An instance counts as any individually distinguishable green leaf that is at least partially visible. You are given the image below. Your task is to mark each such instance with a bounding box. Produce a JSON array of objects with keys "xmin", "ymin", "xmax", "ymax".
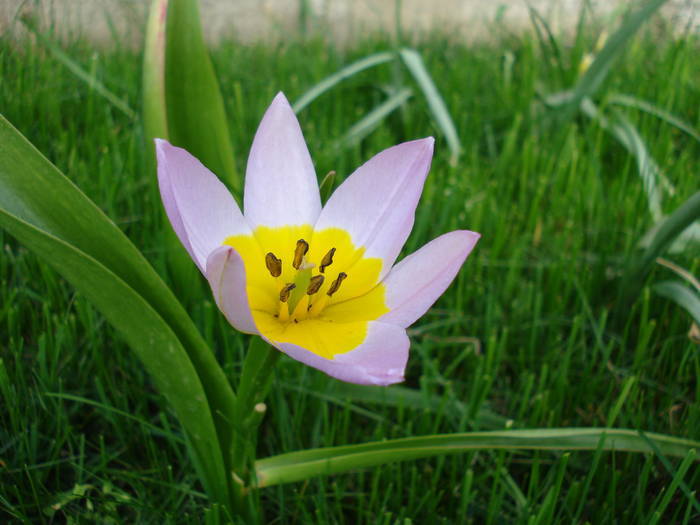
[
  {"xmin": 399, "ymin": 48, "xmax": 462, "ymax": 165},
  {"xmin": 0, "ymin": 209, "xmax": 231, "ymax": 507},
  {"xmin": 562, "ymin": 0, "xmax": 668, "ymax": 119},
  {"xmin": 0, "ymin": 115, "xmax": 239, "ymax": 508},
  {"xmin": 255, "ymin": 428, "xmax": 700, "ymax": 487},
  {"xmin": 143, "ymin": 0, "xmax": 205, "ymax": 305},
  {"xmin": 143, "ymin": 0, "xmax": 170, "ymax": 146},
  {"xmin": 653, "ymin": 281, "xmax": 700, "ymax": 326},
  {"xmin": 164, "ymin": 0, "xmax": 240, "ymax": 194},
  {"xmin": 293, "ymin": 51, "xmax": 396, "ymax": 113},
  {"xmin": 337, "ymin": 87, "xmax": 413, "ymax": 149}
]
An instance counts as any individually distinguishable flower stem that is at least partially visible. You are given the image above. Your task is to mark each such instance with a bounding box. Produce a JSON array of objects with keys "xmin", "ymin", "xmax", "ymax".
[{"xmin": 230, "ymin": 337, "xmax": 280, "ymax": 486}]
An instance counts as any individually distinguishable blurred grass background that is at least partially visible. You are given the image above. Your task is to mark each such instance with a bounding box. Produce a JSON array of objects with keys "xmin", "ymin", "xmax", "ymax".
[{"xmin": 1, "ymin": 3, "xmax": 699, "ymax": 523}]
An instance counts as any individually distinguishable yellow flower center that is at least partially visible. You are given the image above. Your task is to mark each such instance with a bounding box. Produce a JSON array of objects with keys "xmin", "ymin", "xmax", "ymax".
[{"xmin": 224, "ymin": 225, "xmax": 389, "ymax": 358}]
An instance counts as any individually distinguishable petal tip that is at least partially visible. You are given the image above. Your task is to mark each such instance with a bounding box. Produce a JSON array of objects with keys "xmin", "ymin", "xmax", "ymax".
[{"xmin": 270, "ymin": 91, "xmax": 292, "ymax": 109}]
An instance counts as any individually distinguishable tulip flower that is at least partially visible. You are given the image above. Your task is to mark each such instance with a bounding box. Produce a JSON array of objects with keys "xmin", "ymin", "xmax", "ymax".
[{"xmin": 156, "ymin": 93, "xmax": 479, "ymax": 385}]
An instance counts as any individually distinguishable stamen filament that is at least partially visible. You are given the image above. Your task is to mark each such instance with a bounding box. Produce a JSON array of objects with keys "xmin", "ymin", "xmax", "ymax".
[
  {"xmin": 291, "ymin": 295, "xmax": 309, "ymax": 321},
  {"xmin": 278, "ymin": 301, "xmax": 289, "ymax": 322}
]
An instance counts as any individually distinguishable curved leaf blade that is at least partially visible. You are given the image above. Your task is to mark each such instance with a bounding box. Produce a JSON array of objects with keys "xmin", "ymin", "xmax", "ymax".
[
  {"xmin": 165, "ymin": 0, "xmax": 240, "ymax": 193},
  {"xmin": 399, "ymin": 47, "xmax": 461, "ymax": 165},
  {"xmin": 0, "ymin": 115, "xmax": 237, "ymax": 491},
  {"xmin": 292, "ymin": 51, "xmax": 396, "ymax": 113},
  {"xmin": 653, "ymin": 281, "xmax": 700, "ymax": 325},
  {"xmin": 0, "ymin": 209, "xmax": 231, "ymax": 507},
  {"xmin": 256, "ymin": 428, "xmax": 700, "ymax": 487}
]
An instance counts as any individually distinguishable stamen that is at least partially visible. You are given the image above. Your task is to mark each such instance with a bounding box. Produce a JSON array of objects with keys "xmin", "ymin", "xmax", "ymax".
[
  {"xmin": 291, "ymin": 295, "xmax": 309, "ymax": 321},
  {"xmin": 319, "ymin": 247, "xmax": 336, "ymax": 273},
  {"xmin": 327, "ymin": 272, "xmax": 347, "ymax": 297},
  {"xmin": 306, "ymin": 275, "xmax": 325, "ymax": 295},
  {"xmin": 278, "ymin": 301, "xmax": 289, "ymax": 322},
  {"xmin": 279, "ymin": 283, "xmax": 296, "ymax": 302},
  {"xmin": 265, "ymin": 252, "xmax": 282, "ymax": 277},
  {"xmin": 292, "ymin": 239, "xmax": 309, "ymax": 270}
]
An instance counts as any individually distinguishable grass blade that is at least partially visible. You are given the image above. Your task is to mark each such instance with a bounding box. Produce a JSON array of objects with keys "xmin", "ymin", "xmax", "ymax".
[
  {"xmin": 622, "ymin": 191, "xmax": 700, "ymax": 299},
  {"xmin": 324, "ymin": 382, "xmax": 511, "ymax": 429},
  {"xmin": 609, "ymin": 93, "xmax": 700, "ymax": 143},
  {"xmin": 337, "ymin": 87, "xmax": 412, "ymax": 149},
  {"xmin": 653, "ymin": 281, "xmax": 700, "ymax": 325},
  {"xmin": 292, "ymin": 52, "xmax": 396, "ymax": 112},
  {"xmin": 399, "ymin": 47, "xmax": 462, "ymax": 164},
  {"xmin": 562, "ymin": 0, "xmax": 668, "ymax": 118},
  {"xmin": 580, "ymin": 99, "xmax": 666, "ymax": 220},
  {"xmin": 19, "ymin": 14, "xmax": 136, "ymax": 120},
  {"xmin": 638, "ymin": 430, "xmax": 700, "ymax": 516},
  {"xmin": 256, "ymin": 428, "xmax": 700, "ymax": 487}
]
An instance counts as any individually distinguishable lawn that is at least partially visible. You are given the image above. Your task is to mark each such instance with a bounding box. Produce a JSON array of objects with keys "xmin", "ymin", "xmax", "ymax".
[{"xmin": 1, "ymin": 5, "xmax": 699, "ymax": 523}]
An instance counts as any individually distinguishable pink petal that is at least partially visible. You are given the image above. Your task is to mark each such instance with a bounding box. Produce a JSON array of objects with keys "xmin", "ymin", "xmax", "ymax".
[
  {"xmin": 156, "ymin": 139, "xmax": 251, "ymax": 272},
  {"xmin": 380, "ymin": 230, "xmax": 480, "ymax": 328},
  {"xmin": 244, "ymin": 92, "xmax": 321, "ymax": 229},
  {"xmin": 313, "ymin": 138, "xmax": 434, "ymax": 279},
  {"xmin": 272, "ymin": 322, "xmax": 409, "ymax": 385},
  {"xmin": 205, "ymin": 246, "xmax": 259, "ymax": 334}
]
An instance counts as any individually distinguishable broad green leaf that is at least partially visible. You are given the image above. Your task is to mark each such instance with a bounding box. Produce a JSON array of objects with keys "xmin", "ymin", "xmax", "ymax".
[
  {"xmin": 337, "ymin": 87, "xmax": 412, "ymax": 149},
  {"xmin": 255, "ymin": 428, "xmax": 700, "ymax": 487},
  {"xmin": 165, "ymin": 0, "xmax": 240, "ymax": 194},
  {"xmin": 0, "ymin": 209, "xmax": 231, "ymax": 508},
  {"xmin": 19, "ymin": 13, "xmax": 136, "ymax": 120},
  {"xmin": 653, "ymin": 281, "xmax": 700, "ymax": 325},
  {"xmin": 562, "ymin": 0, "xmax": 668, "ymax": 119},
  {"xmin": 0, "ymin": 115, "xmax": 238, "ymax": 500},
  {"xmin": 143, "ymin": 0, "xmax": 205, "ymax": 305},
  {"xmin": 399, "ymin": 48, "xmax": 462, "ymax": 165},
  {"xmin": 293, "ymin": 51, "xmax": 396, "ymax": 113}
]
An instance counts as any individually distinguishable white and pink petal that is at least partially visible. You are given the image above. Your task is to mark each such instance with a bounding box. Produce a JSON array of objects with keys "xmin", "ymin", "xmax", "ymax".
[
  {"xmin": 313, "ymin": 138, "xmax": 434, "ymax": 279},
  {"xmin": 244, "ymin": 93, "xmax": 321, "ymax": 229},
  {"xmin": 205, "ymin": 246, "xmax": 259, "ymax": 335},
  {"xmin": 380, "ymin": 230, "xmax": 480, "ymax": 328},
  {"xmin": 272, "ymin": 321, "xmax": 409, "ymax": 385},
  {"xmin": 156, "ymin": 139, "xmax": 251, "ymax": 272}
]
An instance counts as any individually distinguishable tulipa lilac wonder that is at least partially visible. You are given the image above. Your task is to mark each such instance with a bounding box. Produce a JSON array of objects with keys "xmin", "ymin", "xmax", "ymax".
[{"xmin": 156, "ymin": 92, "xmax": 479, "ymax": 385}]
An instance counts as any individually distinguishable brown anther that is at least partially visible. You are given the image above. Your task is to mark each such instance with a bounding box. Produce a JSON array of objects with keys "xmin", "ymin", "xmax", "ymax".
[
  {"xmin": 319, "ymin": 247, "xmax": 336, "ymax": 273},
  {"xmin": 326, "ymin": 272, "xmax": 347, "ymax": 296},
  {"xmin": 306, "ymin": 275, "xmax": 325, "ymax": 295},
  {"xmin": 265, "ymin": 252, "xmax": 282, "ymax": 277},
  {"xmin": 292, "ymin": 239, "xmax": 309, "ymax": 270},
  {"xmin": 279, "ymin": 283, "xmax": 296, "ymax": 302}
]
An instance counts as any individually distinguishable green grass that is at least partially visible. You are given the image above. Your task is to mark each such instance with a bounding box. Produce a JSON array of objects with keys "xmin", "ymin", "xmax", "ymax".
[{"xmin": 1, "ymin": 15, "xmax": 699, "ymax": 524}]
